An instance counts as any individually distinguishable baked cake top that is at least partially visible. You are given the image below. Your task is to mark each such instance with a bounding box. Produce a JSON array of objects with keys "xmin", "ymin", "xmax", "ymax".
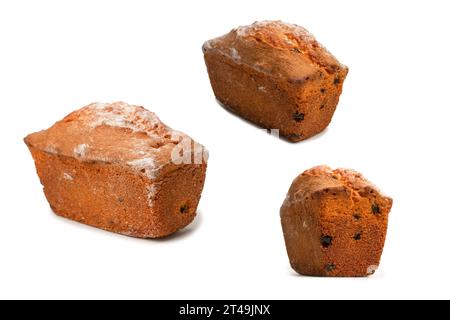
[
  {"xmin": 283, "ymin": 165, "xmax": 393, "ymax": 208},
  {"xmin": 203, "ymin": 20, "xmax": 347, "ymax": 82},
  {"xmin": 24, "ymin": 102, "xmax": 202, "ymax": 180}
]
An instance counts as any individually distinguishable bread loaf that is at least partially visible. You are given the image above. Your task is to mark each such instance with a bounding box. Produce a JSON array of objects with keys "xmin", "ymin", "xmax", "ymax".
[
  {"xmin": 203, "ymin": 21, "xmax": 348, "ymax": 142},
  {"xmin": 25, "ymin": 102, "xmax": 208, "ymax": 238},
  {"xmin": 280, "ymin": 166, "xmax": 392, "ymax": 276}
]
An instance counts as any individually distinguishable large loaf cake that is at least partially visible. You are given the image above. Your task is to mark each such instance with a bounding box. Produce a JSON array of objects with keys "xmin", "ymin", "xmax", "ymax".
[
  {"xmin": 203, "ymin": 21, "xmax": 348, "ymax": 142},
  {"xmin": 280, "ymin": 166, "xmax": 392, "ymax": 277},
  {"xmin": 24, "ymin": 102, "xmax": 208, "ymax": 238}
]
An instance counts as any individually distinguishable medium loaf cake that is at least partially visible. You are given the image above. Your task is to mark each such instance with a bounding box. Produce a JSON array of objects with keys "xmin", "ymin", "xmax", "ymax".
[
  {"xmin": 280, "ymin": 166, "xmax": 392, "ymax": 277},
  {"xmin": 203, "ymin": 21, "xmax": 348, "ymax": 142},
  {"xmin": 25, "ymin": 102, "xmax": 208, "ymax": 238}
]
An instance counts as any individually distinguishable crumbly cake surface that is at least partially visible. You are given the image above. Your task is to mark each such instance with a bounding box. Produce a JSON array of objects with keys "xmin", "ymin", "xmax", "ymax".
[{"xmin": 281, "ymin": 166, "xmax": 392, "ymax": 276}]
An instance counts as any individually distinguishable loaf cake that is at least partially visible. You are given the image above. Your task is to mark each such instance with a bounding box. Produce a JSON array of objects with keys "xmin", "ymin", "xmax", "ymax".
[
  {"xmin": 24, "ymin": 102, "xmax": 208, "ymax": 238},
  {"xmin": 203, "ymin": 21, "xmax": 348, "ymax": 142},
  {"xmin": 280, "ymin": 166, "xmax": 393, "ymax": 277}
]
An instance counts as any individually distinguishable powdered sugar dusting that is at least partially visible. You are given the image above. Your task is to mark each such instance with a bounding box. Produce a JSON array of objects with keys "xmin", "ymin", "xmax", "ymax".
[
  {"xmin": 235, "ymin": 20, "xmax": 277, "ymax": 37},
  {"xmin": 45, "ymin": 102, "xmax": 204, "ymax": 182},
  {"xmin": 234, "ymin": 21, "xmax": 341, "ymax": 74},
  {"xmin": 127, "ymin": 157, "xmax": 158, "ymax": 179},
  {"xmin": 74, "ymin": 144, "xmax": 89, "ymax": 157},
  {"xmin": 146, "ymin": 184, "xmax": 158, "ymax": 207},
  {"xmin": 71, "ymin": 102, "xmax": 175, "ymax": 145},
  {"xmin": 230, "ymin": 48, "xmax": 241, "ymax": 61},
  {"xmin": 283, "ymin": 35, "xmax": 295, "ymax": 45},
  {"xmin": 66, "ymin": 102, "xmax": 180, "ymax": 157},
  {"xmin": 63, "ymin": 173, "xmax": 74, "ymax": 181},
  {"xmin": 281, "ymin": 22, "xmax": 316, "ymax": 42},
  {"xmin": 202, "ymin": 40, "xmax": 214, "ymax": 52},
  {"xmin": 44, "ymin": 145, "xmax": 58, "ymax": 154},
  {"xmin": 87, "ymin": 102, "xmax": 162, "ymax": 134},
  {"xmin": 235, "ymin": 20, "xmax": 315, "ymax": 42}
]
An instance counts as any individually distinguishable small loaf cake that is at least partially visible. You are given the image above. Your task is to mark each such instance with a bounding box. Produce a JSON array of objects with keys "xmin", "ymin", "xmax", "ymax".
[
  {"xmin": 203, "ymin": 21, "xmax": 348, "ymax": 142},
  {"xmin": 25, "ymin": 102, "xmax": 208, "ymax": 238},
  {"xmin": 280, "ymin": 166, "xmax": 393, "ymax": 277}
]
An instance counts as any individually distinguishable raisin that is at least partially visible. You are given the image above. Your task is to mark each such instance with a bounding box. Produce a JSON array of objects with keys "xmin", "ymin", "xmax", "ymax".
[
  {"xmin": 293, "ymin": 111, "xmax": 305, "ymax": 122},
  {"xmin": 180, "ymin": 204, "xmax": 189, "ymax": 214},
  {"xmin": 326, "ymin": 263, "xmax": 336, "ymax": 272},
  {"xmin": 320, "ymin": 88, "xmax": 326, "ymax": 93},
  {"xmin": 320, "ymin": 104, "xmax": 325, "ymax": 109},
  {"xmin": 372, "ymin": 204, "xmax": 381, "ymax": 215},
  {"xmin": 353, "ymin": 213, "xmax": 361, "ymax": 220},
  {"xmin": 320, "ymin": 236, "xmax": 333, "ymax": 248},
  {"xmin": 353, "ymin": 233, "xmax": 362, "ymax": 240},
  {"xmin": 334, "ymin": 77, "xmax": 340, "ymax": 85}
]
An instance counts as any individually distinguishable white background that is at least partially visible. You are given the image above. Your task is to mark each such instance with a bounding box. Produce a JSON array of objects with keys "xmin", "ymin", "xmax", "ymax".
[{"xmin": 1, "ymin": 0, "xmax": 449, "ymax": 300}]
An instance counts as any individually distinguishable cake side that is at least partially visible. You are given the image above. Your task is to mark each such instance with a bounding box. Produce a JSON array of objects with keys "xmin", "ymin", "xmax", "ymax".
[
  {"xmin": 27, "ymin": 146, "xmax": 206, "ymax": 238},
  {"xmin": 281, "ymin": 167, "xmax": 346, "ymax": 275}
]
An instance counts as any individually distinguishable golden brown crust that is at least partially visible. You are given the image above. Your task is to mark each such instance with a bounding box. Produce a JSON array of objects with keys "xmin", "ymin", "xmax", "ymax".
[
  {"xmin": 204, "ymin": 21, "xmax": 345, "ymax": 80},
  {"xmin": 25, "ymin": 102, "xmax": 208, "ymax": 238},
  {"xmin": 281, "ymin": 166, "xmax": 393, "ymax": 277},
  {"xmin": 24, "ymin": 102, "xmax": 184, "ymax": 175},
  {"xmin": 203, "ymin": 21, "xmax": 348, "ymax": 142}
]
